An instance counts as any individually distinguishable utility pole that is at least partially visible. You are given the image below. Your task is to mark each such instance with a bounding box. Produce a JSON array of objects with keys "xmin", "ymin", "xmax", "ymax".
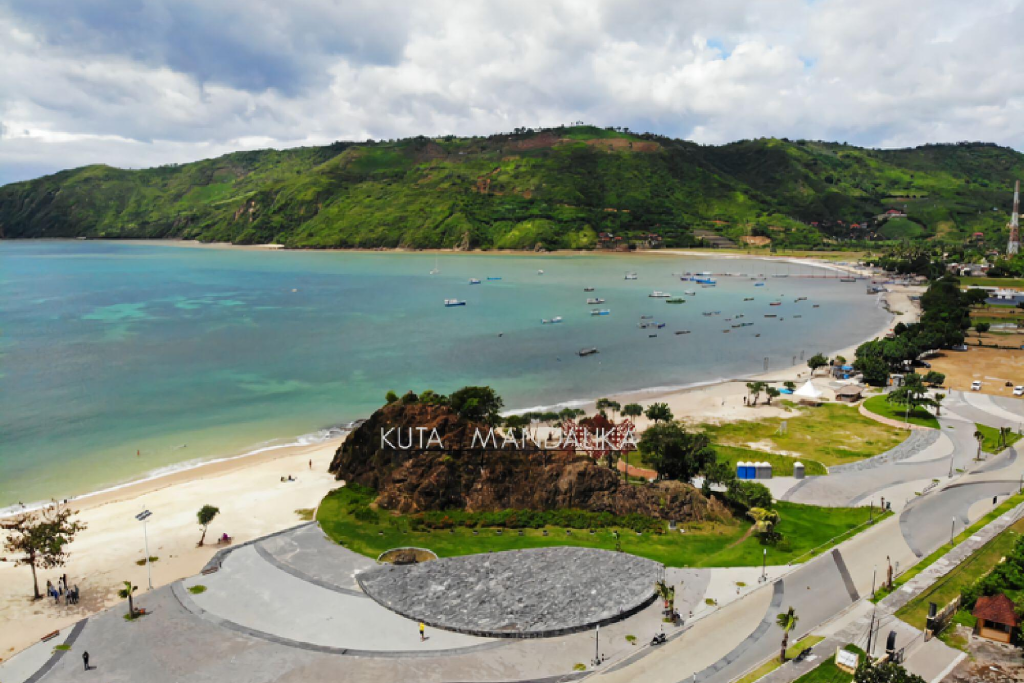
[
  {"xmin": 762, "ymin": 548, "xmax": 767, "ymax": 583},
  {"xmin": 135, "ymin": 509, "xmax": 153, "ymax": 591},
  {"xmin": 951, "ymin": 516, "xmax": 956, "ymax": 546}
]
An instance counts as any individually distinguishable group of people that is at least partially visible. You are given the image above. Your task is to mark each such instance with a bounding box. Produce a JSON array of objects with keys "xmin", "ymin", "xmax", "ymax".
[{"xmin": 46, "ymin": 575, "xmax": 80, "ymax": 605}]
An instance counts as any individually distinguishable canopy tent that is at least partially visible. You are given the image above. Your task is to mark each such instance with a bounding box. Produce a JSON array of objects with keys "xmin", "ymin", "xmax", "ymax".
[{"xmin": 793, "ymin": 380, "xmax": 823, "ymax": 399}]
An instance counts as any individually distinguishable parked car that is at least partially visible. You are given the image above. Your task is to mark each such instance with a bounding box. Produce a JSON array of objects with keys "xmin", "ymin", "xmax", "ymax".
[
  {"xmin": 1014, "ymin": 386, "xmax": 1024, "ymax": 397},
  {"xmin": 953, "ymin": 344, "xmax": 969, "ymax": 352},
  {"xmin": 912, "ymin": 360, "xmax": 932, "ymax": 368},
  {"xmin": 971, "ymin": 380, "xmax": 983, "ymax": 391}
]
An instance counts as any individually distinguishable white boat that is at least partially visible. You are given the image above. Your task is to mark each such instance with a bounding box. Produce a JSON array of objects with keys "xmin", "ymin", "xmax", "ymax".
[
  {"xmin": 625, "ymin": 272, "xmax": 638, "ymax": 280},
  {"xmin": 542, "ymin": 316, "xmax": 563, "ymax": 324},
  {"xmin": 586, "ymin": 298, "xmax": 606, "ymax": 305},
  {"xmin": 469, "ymin": 278, "xmax": 481, "ymax": 284},
  {"xmin": 684, "ymin": 290, "xmax": 697, "ymax": 296},
  {"xmin": 538, "ymin": 269, "xmax": 544, "ymax": 275},
  {"xmin": 649, "ymin": 291, "xmax": 671, "ymax": 298},
  {"xmin": 591, "ymin": 309, "xmax": 611, "ymax": 316},
  {"xmin": 444, "ymin": 299, "xmax": 466, "ymax": 307}
]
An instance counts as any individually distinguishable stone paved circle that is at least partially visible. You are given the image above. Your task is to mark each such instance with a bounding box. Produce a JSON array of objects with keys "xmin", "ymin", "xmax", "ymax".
[{"xmin": 356, "ymin": 546, "xmax": 661, "ymax": 638}]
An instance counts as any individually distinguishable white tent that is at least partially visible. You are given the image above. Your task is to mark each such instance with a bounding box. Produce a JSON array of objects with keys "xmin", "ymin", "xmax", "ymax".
[{"xmin": 793, "ymin": 380, "xmax": 823, "ymax": 399}]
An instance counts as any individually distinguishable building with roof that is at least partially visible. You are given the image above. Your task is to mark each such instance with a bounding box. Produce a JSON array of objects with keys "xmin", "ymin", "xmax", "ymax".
[
  {"xmin": 972, "ymin": 593, "xmax": 1019, "ymax": 643},
  {"xmin": 834, "ymin": 385, "xmax": 863, "ymax": 402}
]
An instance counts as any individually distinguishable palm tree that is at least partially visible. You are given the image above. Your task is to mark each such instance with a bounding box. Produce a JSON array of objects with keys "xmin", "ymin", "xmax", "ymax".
[
  {"xmin": 118, "ymin": 580, "xmax": 138, "ymax": 619},
  {"xmin": 933, "ymin": 393, "xmax": 945, "ymax": 416},
  {"xmin": 655, "ymin": 580, "xmax": 675, "ymax": 613},
  {"xmin": 974, "ymin": 429, "xmax": 985, "ymax": 460},
  {"xmin": 747, "ymin": 507, "xmax": 781, "ymax": 539},
  {"xmin": 776, "ymin": 606, "xmax": 798, "ymax": 663},
  {"xmin": 766, "ymin": 387, "xmax": 781, "ymax": 405},
  {"xmin": 999, "ymin": 427, "xmax": 1011, "ymax": 451}
]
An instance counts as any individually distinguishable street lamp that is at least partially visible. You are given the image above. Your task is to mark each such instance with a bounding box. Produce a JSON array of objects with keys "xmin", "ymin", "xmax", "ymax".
[
  {"xmin": 761, "ymin": 548, "xmax": 767, "ymax": 583},
  {"xmin": 135, "ymin": 509, "xmax": 153, "ymax": 590}
]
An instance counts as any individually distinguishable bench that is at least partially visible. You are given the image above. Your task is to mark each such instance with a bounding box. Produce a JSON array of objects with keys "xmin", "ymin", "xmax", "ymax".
[{"xmin": 41, "ymin": 630, "xmax": 60, "ymax": 642}]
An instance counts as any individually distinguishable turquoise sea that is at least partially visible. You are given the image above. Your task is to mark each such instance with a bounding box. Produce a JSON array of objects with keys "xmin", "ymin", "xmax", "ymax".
[{"xmin": 0, "ymin": 241, "xmax": 889, "ymax": 508}]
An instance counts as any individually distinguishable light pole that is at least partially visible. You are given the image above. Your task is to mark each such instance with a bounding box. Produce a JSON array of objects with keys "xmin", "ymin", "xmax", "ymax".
[
  {"xmin": 593, "ymin": 624, "xmax": 600, "ymax": 667},
  {"xmin": 949, "ymin": 450, "xmax": 955, "ymax": 478},
  {"xmin": 950, "ymin": 516, "xmax": 956, "ymax": 547},
  {"xmin": 135, "ymin": 509, "xmax": 153, "ymax": 590},
  {"xmin": 871, "ymin": 564, "xmax": 877, "ymax": 600},
  {"xmin": 762, "ymin": 548, "xmax": 767, "ymax": 583}
]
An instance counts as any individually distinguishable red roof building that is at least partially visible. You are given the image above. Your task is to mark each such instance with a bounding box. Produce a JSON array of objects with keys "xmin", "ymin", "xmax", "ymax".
[{"xmin": 973, "ymin": 594, "xmax": 1019, "ymax": 643}]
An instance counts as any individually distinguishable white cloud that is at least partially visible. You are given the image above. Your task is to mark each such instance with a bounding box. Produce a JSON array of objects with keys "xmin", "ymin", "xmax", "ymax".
[{"xmin": 1, "ymin": 0, "xmax": 1024, "ymax": 185}]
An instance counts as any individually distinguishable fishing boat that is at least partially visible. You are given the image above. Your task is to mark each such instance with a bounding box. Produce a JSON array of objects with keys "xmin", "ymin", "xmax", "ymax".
[
  {"xmin": 754, "ymin": 283, "xmax": 766, "ymax": 287},
  {"xmin": 638, "ymin": 321, "xmax": 666, "ymax": 329},
  {"xmin": 793, "ymin": 315, "xmax": 802, "ymax": 319},
  {"xmin": 538, "ymin": 270, "xmax": 544, "ymax": 275},
  {"xmin": 796, "ymin": 296, "xmax": 808, "ymax": 301},
  {"xmin": 591, "ymin": 309, "xmax": 611, "ymax": 316},
  {"xmin": 584, "ymin": 287, "xmax": 595, "ymax": 292},
  {"xmin": 578, "ymin": 347, "xmax": 599, "ymax": 357},
  {"xmin": 624, "ymin": 272, "xmax": 638, "ymax": 280},
  {"xmin": 702, "ymin": 312, "xmax": 713, "ymax": 316},
  {"xmin": 469, "ymin": 278, "xmax": 481, "ymax": 285},
  {"xmin": 649, "ymin": 291, "xmax": 671, "ymax": 298},
  {"xmin": 444, "ymin": 299, "xmax": 466, "ymax": 307},
  {"xmin": 487, "ymin": 277, "xmax": 502, "ymax": 281},
  {"xmin": 640, "ymin": 315, "xmax": 653, "ymax": 319},
  {"xmin": 666, "ymin": 298, "xmax": 686, "ymax": 304},
  {"xmin": 735, "ymin": 314, "xmax": 745, "ymax": 319},
  {"xmin": 675, "ymin": 330, "xmax": 691, "ymax": 335},
  {"xmin": 587, "ymin": 298, "xmax": 606, "ymax": 305},
  {"xmin": 769, "ymin": 301, "xmax": 782, "ymax": 306},
  {"xmin": 684, "ymin": 290, "xmax": 697, "ymax": 296},
  {"xmin": 541, "ymin": 316, "xmax": 563, "ymax": 324},
  {"xmin": 731, "ymin": 323, "xmax": 742, "ymax": 328},
  {"xmin": 755, "ymin": 333, "xmax": 761, "ymax": 337},
  {"xmin": 764, "ymin": 314, "xmax": 777, "ymax": 318},
  {"xmin": 812, "ymin": 304, "xmax": 820, "ymax": 308},
  {"xmin": 649, "ymin": 334, "xmax": 658, "ymax": 338},
  {"xmin": 739, "ymin": 322, "xmax": 755, "ymax": 327},
  {"xmin": 744, "ymin": 297, "xmax": 754, "ymax": 301},
  {"xmin": 722, "ymin": 329, "xmax": 731, "ymax": 333}
]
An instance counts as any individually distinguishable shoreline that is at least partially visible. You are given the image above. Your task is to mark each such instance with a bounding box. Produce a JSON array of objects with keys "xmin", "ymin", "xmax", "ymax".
[
  {"xmin": 0, "ymin": 245, "xmax": 883, "ymax": 518},
  {"xmin": 0, "ymin": 246, "xmax": 915, "ymax": 658}
]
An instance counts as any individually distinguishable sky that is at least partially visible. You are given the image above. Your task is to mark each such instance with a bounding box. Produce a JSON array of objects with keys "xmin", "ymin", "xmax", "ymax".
[{"xmin": 2, "ymin": 0, "xmax": 1024, "ymax": 186}]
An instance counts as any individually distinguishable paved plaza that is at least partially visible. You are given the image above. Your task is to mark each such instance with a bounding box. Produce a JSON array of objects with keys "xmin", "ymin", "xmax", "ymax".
[{"xmin": 357, "ymin": 547, "xmax": 660, "ymax": 637}]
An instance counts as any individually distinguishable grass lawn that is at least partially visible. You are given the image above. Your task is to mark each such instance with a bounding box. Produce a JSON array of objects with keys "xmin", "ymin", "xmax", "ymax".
[
  {"xmin": 975, "ymin": 423, "xmax": 1023, "ymax": 454},
  {"xmin": 316, "ymin": 486, "xmax": 887, "ymax": 568},
  {"xmin": 701, "ymin": 401, "xmax": 911, "ymax": 468},
  {"xmin": 715, "ymin": 445, "xmax": 828, "ymax": 476},
  {"xmin": 961, "ymin": 277, "xmax": 1024, "ymax": 290},
  {"xmin": 896, "ymin": 516, "xmax": 1024, "ymax": 629},
  {"xmin": 792, "ymin": 645, "xmax": 865, "ymax": 683},
  {"xmin": 862, "ymin": 395, "xmax": 940, "ymax": 429},
  {"xmin": 873, "ymin": 491, "xmax": 1024, "ymax": 603},
  {"xmin": 735, "ymin": 636, "xmax": 825, "ymax": 683}
]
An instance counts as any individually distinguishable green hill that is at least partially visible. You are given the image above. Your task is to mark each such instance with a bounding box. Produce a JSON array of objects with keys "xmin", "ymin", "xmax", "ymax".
[{"xmin": 2, "ymin": 126, "xmax": 1022, "ymax": 250}]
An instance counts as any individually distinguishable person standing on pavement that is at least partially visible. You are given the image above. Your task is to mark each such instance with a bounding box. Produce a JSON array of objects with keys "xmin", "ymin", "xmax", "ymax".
[
  {"xmin": 419, "ymin": 622, "xmax": 425, "ymax": 641},
  {"xmin": 82, "ymin": 651, "xmax": 90, "ymax": 671}
]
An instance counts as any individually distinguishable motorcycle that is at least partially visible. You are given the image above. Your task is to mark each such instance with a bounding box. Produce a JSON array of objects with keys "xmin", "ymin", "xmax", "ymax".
[{"xmin": 650, "ymin": 632, "xmax": 667, "ymax": 646}]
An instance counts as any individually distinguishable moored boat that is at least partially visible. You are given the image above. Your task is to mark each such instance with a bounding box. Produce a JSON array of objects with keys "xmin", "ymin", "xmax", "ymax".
[
  {"xmin": 624, "ymin": 272, "xmax": 638, "ymax": 280},
  {"xmin": 649, "ymin": 291, "xmax": 671, "ymax": 298},
  {"xmin": 591, "ymin": 309, "xmax": 611, "ymax": 316},
  {"xmin": 587, "ymin": 298, "xmax": 606, "ymax": 304},
  {"xmin": 578, "ymin": 347, "xmax": 599, "ymax": 356},
  {"xmin": 469, "ymin": 278, "xmax": 481, "ymax": 284},
  {"xmin": 444, "ymin": 299, "xmax": 466, "ymax": 307},
  {"xmin": 542, "ymin": 316, "xmax": 563, "ymax": 324}
]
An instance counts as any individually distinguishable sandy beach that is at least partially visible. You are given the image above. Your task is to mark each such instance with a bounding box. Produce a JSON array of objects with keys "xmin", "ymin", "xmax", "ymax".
[{"xmin": 0, "ymin": 247, "xmax": 916, "ymax": 659}]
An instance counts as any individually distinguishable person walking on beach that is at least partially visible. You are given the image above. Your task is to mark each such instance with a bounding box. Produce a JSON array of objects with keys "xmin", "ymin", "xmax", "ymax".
[
  {"xmin": 419, "ymin": 622, "xmax": 425, "ymax": 641},
  {"xmin": 309, "ymin": 459, "xmax": 312, "ymax": 470},
  {"xmin": 82, "ymin": 651, "xmax": 90, "ymax": 671}
]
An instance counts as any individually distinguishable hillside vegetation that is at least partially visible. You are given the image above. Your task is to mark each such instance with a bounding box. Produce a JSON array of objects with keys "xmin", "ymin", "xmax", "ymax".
[{"xmin": 2, "ymin": 126, "xmax": 1022, "ymax": 250}]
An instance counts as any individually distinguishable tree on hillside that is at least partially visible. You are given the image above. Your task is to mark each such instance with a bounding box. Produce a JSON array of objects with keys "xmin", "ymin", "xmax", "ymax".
[
  {"xmin": 196, "ymin": 505, "xmax": 220, "ymax": 547},
  {"xmin": 775, "ymin": 606, "xmax": 798, "ymax": 663},
  {"xmin": 807, "ymin": 353, "xmax": 828, "ymax": 377},
  {"xmin": 638, "ymin": 423, "xmax": 716, "ymax": 481},
  {"xmin": 385, "ymin": 390, "xmax": 399, "ymax": 404},
  {"xmin": 2, "ymin": 501, "xmax": 86, "ymax": 599},
  {"xmin": 448, "ymin": 386, "xmax": 504, "ymax": 424},
  {"xmin": 854, "ymin": 660, "xmax": 925, "ymax": 683},
  {"xmin": 644, "ymin": 402, "xmax": 673, "ymax": 424}
]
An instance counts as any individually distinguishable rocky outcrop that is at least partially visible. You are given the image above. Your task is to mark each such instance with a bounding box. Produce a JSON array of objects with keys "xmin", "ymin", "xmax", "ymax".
[{"xmin": 329, "ymin": 402, "xmax": 729, "ymax": 523}]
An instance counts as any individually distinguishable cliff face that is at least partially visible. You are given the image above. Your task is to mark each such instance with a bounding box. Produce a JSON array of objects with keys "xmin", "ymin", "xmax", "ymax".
[{"xmin": 329, "ymin": 401, "xmax": 729, "ymax": 523}]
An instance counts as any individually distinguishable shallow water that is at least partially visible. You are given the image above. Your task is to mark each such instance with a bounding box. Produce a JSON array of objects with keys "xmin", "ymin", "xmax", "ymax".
[{"xmin": 0, "ymin": 241, "xmax": 887, "ymax": 507}]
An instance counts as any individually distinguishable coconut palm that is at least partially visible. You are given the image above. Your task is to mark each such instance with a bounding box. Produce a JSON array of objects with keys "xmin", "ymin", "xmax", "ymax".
[
  {"xmin": 933, "ymin": 393, "xmax": 945, "ymax": 416},
  {"xmin": 196, "ymin": 504, "xmax": 220, "ymax": 547},
  {"xmin": 118, "ymin": 580, "xmax": 138, "ymax": 619},
  {"xmin": 974, "ymin": 429, "xmax": 985, "ymax": 460},
  {"xmin": 776, "ymin": 606, "xmax": 798, "ymax": 663}
]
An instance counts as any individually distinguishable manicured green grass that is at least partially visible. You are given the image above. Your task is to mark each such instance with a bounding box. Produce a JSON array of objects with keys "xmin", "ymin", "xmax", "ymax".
[
  {"xmin": 975, "ymin": 423, "xmax": 1023, "ymax": 454},
  {"xmin": 715, "ymin": 445, "xmax": 828, "ymax": 476},
  {"xmin": 316, "ymin": 486, "xmax": 886, "ymax": 568},
  {"xmin": 862, "ymin": 395, "xmax": 939, "ymax": 429},
  {"xmin": 735, "ymin": 636, "xmax": 825, "ymax": 683},
  {"xmin": 873, "ymin": 490, "xmax": 1024, "ymax": 603},
  {"xmin": 961, "ymin": 277, "xmax": 1024, "ymax": 290},
  {"xmin": 702, "ymin": 401, "xmax": 910, "ymax": 467},
  {"xmin": 792, "ymin": 645, "xmax": 865, "ymax": 683},
  {"xmin": 896, "ymin": 516, "xmax": 1024, "ymax": 629}
]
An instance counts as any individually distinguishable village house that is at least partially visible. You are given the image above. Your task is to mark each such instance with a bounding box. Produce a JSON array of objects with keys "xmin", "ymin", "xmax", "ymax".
[{"xmin": 972, "ymin": 593, "xmax": 1019, "ymax": 644}]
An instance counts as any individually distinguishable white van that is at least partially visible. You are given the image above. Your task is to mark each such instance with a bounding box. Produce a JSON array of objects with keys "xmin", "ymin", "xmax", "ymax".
[{"xmin": 971, "ymin": 380, "xmax": 982, "ymax": 391}]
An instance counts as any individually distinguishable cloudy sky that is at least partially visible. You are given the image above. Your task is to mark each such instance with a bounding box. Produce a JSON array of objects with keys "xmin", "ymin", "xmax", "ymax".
[{"xmin": 2, "ymin": 0, "xmax": 1024, "ymax": 186}]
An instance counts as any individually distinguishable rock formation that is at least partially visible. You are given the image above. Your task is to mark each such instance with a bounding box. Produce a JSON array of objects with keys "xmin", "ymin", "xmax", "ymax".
[{"xmin": 329, "ymin": 401, "xmax": 729, "ymax": 523}]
